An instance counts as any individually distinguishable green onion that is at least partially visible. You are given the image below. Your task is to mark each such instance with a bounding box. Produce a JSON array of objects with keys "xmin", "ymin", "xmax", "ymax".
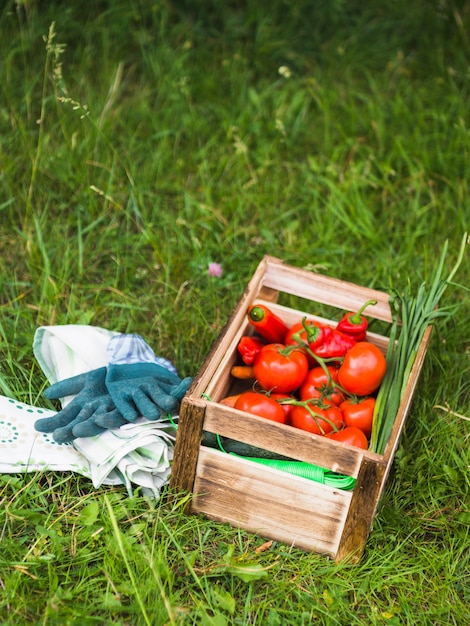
[{"xmin": 369, "ymin": 233, "xmax": 468, "ymax": 454}]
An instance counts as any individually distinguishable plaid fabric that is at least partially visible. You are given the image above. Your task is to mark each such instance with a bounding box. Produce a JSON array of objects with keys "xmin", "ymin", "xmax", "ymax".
[{"xmin": 107, "ymin": 333, "xmax": 178, "ymax": 374}]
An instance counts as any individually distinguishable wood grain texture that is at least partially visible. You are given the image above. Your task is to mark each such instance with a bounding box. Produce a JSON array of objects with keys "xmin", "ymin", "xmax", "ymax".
[
  {"xmin": 334, "ymin": 458, "xmax": 387, "ymax": 563},
  {"xmin": 169, "ymin": 398, "xmax": 206, "ymax": 496},
  {"xmin": 262, "ymin": 257, "xmax": 393, "ymax": 322},
  {"xmin": 200, "ymin": 398, "xmax": 376, "ymax": 477},
  {"xmin": 192, "ymin": 447, "xmax": 352, "ymax": 556}
]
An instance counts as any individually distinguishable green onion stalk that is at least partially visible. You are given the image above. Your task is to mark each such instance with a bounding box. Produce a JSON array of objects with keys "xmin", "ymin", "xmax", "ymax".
[{"xmin": 369, "ymin": 233, "xmax": 468, "ymax": 454}]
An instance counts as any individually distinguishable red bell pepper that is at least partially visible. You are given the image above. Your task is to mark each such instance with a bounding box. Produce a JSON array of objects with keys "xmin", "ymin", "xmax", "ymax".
[
  {"xmin": 309, "ymin": 326, "xmax": 357, "ymax": 359},
  {"xmin": 295, "ymin": 319, "xmax": 356, "ymax": 359}
]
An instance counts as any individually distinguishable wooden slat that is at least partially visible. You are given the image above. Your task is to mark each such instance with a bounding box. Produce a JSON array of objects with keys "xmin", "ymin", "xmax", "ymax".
[
  {"xmin": 262, "ymin": 257, "xmax": 393, "ymax": 323},
  {"xmin": 169, "ymin": 398, "xmax": 206, "ymax": 495},
  {"xmin": 334, "ymin": 457, "xmax": 387, "ymax": 563},
  {"xmin": 200, "ymin": 399, "xmax": 386, "ymax": 477},
  {"xmin": 192, "ymin": 447, "xmax": 352, "ymax": 556}
]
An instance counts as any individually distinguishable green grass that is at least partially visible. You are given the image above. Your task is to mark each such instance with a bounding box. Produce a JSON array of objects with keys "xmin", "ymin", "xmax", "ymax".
[{"xmin": 1, "ymin": 0, "xmax": 469, "ymax": 623}]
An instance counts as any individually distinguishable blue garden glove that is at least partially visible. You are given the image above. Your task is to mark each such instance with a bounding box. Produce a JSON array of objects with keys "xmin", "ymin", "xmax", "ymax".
[
  {"xmin": 34, "ymin": 367, "xmax": 126, "ymax": 444},
  {"xmin": 105, "ymin": 362, "xmax": 192, "ymax": 422}
]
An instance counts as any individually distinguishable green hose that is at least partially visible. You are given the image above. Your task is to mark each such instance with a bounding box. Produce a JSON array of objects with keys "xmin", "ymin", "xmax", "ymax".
[
  {"xmin": 241, "ymin": 457, "xmax": 356, "ymax": 490},
  {"xmin": 199, "ymin": 397, "xmax": 356, "ymax": 491}
]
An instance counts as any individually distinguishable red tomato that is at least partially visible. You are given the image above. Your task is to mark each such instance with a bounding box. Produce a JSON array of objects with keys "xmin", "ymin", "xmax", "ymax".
[
  {"xmin": 284, "ymin": 320, "xmax": 322, "ymax": 365},
  {"xmin": 338, "ymin": 342, "xmax": 386, "ymax": 396},
  {"xmin": 253, "ymin": 343, "xmax": 309, "ymax": 393},
  {"xmin": 269, "ymin": 393, "xmax": 296, "ymax": 423},
  {"xmin": 340, "ymin": 397, "xmax": 375, "ymax": 438},
  {"xmin": 290, "ymin": 403, "xmax": 344, "ymax": 435},
  {"xmin": 326, "ymin": 426, "xmax": 369, "ymax": 449},
  {"xmin": 299, "ymin": 365, "xmax": 344, "ymax": 406},
  {"xmin": 284, "ymin": 319, "xmax": 322, "ymax": 346},
  {"xmin": 234, "ymin": 391, "xmax": 287, "ymax": 423}
]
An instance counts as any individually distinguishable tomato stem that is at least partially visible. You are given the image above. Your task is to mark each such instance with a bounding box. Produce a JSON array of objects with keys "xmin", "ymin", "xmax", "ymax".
[{"xmin": 277, "ymin": 397, "xmax": 341, "ymax": 434}]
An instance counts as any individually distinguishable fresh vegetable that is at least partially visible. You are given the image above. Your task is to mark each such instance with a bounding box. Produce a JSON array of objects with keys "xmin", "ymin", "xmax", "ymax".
[
  {"xmin": 284, "ymin": 319, "xmax": 321, "ymax": 365},
  {"xmin": 299, "ymin": 365, "xmax": 344, "ymax": 406},
  {"xmin": 370, "ymin": 233, "xmax": 468, "ymax": 454},
  {"xmin": 204, "ymin": 433, "xmax": 290, "ymax": 460},
  {"xmin": 237, "ymin": 335, "xmax": 265, "ymax": 365},
  {"xmin": 295, "ymin": 320, "xmax": 356, "ymax": 359},
  {"xmin": 230, "ymin": 365, "xmax": 255, "ymax": 379},
  {"xmin": 253, "ymin": 343, "xmax": 309, "ymax": 393},
  {"xmin": 336, "ymin": 299, "xmax": 377, "ymax": 341},
  {"xmin": 338, "ymin": 342, "xmax": 386, "ymax": 396},
  {"xmin": 269, "ymin": 392, "xmax": 296, "ymax": 422},
  {"xmin": 290, "ymin": 402, "xmax": 343, "ymax": 435},
  {"xmin": 219, "ymin": 394, "xmax": 242, "ymax": 408},
  {"xmin": 247, "ymin": 304, "xmax": 289, "ymax": 343},
  {"xmin": 234, "ymin": 391, "xmax": 287, "ymax": 423},
  {"xmin": 284, "ymin": 320, "xmax": 322, "ymax": 345},
  {"xmin": 340, "ymin": 397, "xmax": 375, "ymax": 438},
  {"xmin": 326, "ymin": 426, "xmax": 368, "ymax": 449}
]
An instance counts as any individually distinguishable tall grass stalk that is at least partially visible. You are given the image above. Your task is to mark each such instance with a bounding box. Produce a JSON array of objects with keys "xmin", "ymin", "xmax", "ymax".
[{"xmin": 25, "ymin": 22, "xmax": 57, "ymax": 224}]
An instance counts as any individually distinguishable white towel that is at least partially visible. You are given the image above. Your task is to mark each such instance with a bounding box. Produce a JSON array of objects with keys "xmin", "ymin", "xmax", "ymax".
[{"xmin": 0, "ymin": 325, "xmax": 180, "ymax": 498}]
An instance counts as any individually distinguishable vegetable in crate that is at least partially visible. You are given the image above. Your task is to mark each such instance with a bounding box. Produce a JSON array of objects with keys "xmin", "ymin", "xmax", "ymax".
[
  {"xmin": 299, "ymin": 365, "xmax": 344, "ymax": 406},
  {"xmin": 293, "ymin": 319, "xmax": 356, "ymax": 359},
  {"xmin": 326, "ymin": 426, "xmax": 368, "ymax": 450},
  {"xmin": 247, "ymin": 304, "xmax": 289, "ymax": 343},
  {"xmin": 340, "ymin": 397, "xmax": 375, "ymax": 438},
  {"xmin": 252, "ymin": 343, "xmax": 309, "ymax": 393},
  {"xmin": 370, "ymin": 233, "xmax": 468, "ymax": 454},
  {"xmin": 234, "ymin": 391, "xmax": 288, "ymax": 424},
  {"xmin": 336, "ymin": 300, "xmax": 377, "ymax": 341},
  {"xmin": 284, "ymin": 319, "xmax": 322, "ymax": 365},
  {"xmin": 338, "ymin": 342, "xmax": 386, "ymax": 396},
  {"xmin": 237, "ymin": 335, "xmax": 264, "ymax": 364},
  {"xmin": 290, "ymin": 401, "xmax": 344, "ymax": 436}
]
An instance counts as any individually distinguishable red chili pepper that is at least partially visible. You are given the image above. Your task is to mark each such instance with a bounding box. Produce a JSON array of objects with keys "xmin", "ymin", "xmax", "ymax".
[
  {"xmin": 237, "ymin": 335, "xmax": 264, "ymax": 365},
  {"xmin": 247, "ymin": 304, "xmax": 289, "ymax": 343},
  {"xmin": 336, "ymin": 299, "xmax": 377, "ymax": 341},
  {"xmin": 298, "ymin": 320, "xmax": 356, "ymax": 359}
]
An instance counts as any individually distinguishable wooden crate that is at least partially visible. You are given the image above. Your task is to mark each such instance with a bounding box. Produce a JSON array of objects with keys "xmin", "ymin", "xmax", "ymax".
[{"xmin": 170, "ymin": 256, "xmax": 432, "ymax": 562}]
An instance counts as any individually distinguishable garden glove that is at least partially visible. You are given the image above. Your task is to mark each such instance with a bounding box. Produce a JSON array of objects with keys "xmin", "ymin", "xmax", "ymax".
[
  {"xmin": 105, "ymin": 361, "xmax": 192, "ymax": 422},
  {"xmin": 34, "ymin": 367, "xmax": 126, "ymax": 444}
]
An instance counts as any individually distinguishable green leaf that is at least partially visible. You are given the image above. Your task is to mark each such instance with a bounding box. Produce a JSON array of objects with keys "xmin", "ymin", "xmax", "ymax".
[
  {"xmin": 199, "ymin": 609, "xmax": 229, "ymax": 626},
  {"xmin": 222, "ymin": 543, "xmax": 235, "ymax": 564},
  {"xmin": 211, "ymin": 585, "xmax": 236, "ymax": 615},
  {"xmin": 99, "ymin": 592, "xmax": 123, "ymax": 610},
  {"xmin": 226, "ymin": 562, "xmax": 269, "ymax": 583},
  {"xmin": 79, "ymin": 501, "xmax": 100, "ymax": 526},
  {"xmin": 456, "ymin": 511, "xmax": 470, "ymax": 525},
  {"xmin": 442, "ymin": 464, "xmax": 459, "ymax": 484},
  {"xmin": 322, "ymin": 589, "xmax": 334, "ymax": 607},
  {"xmin": 266, "ymin": 608, "xmax": 282, "ymax": 625}
]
